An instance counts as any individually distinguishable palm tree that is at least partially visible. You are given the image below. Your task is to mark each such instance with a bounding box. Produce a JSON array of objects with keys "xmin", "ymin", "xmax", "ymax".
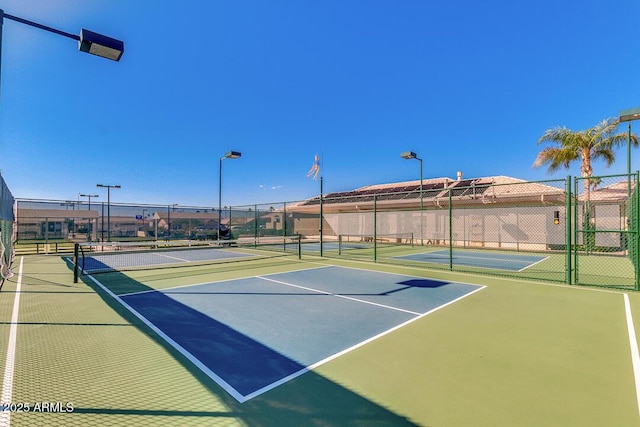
[
  {"xmin": 534, "ymin": 117, "xmax": 638, "ymax": 198},
  {"xmin": 534, "ymin": 117, "xmax": 638, "ymax": 252}
]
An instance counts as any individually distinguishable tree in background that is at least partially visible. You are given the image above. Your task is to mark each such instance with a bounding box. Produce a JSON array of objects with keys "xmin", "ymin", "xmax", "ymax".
[{"xmin": 534, "ymin": 118, "xmax": 638, "ymax": 252}]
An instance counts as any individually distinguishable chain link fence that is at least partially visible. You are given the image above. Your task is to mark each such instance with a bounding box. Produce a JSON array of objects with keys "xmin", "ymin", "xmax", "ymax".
[{"xmin": 14, "ymin": 174, "xmax": 639, "ymax": 290}]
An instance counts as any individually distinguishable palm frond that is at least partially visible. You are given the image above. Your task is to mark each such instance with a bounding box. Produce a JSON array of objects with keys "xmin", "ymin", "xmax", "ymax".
[{"xmin": 534, "ymin": 117, "xmax": 640, "ymax": 175}]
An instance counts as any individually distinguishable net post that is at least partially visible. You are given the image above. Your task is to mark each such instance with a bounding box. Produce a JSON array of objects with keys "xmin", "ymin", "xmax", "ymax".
[
  {"xmin": 73, "ymin": 243, "xmax": 79, "ymax": 283},
  {"xmin": 297, "ymin": 234, "xmax": 302, "ymax": 259},
  {"xmin": 338, "ymin": 234, "xmax": 342, "ymax": 256}
]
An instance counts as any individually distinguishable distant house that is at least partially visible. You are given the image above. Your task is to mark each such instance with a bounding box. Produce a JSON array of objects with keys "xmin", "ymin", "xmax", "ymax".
[
  {"xmin": 289, "ymin": 175, "xmax": 567, "ymax": 213},
  {"xmin": 153, "ymin": 211, "xmax": 219, "ymax": 231},
  {"xmin": 284, "ymin": 174, "xmax": 630, "ymax": 250},
  {"xmin": 16, "ymin": 208, "xmax": 99, "ymax": 240}
]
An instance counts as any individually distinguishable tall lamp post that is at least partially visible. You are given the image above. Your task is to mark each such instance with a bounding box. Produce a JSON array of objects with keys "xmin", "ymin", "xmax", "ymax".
[
  {"xmin": 620, "ymin": 107, "xmax": 640, "ymax": 198},
  {"xmin": 219, "ymin": 151, "xmax": 241, "ymax": 240},
  {"xmin": 79, "ymin": 193, "xmax": 99, "ymax": 241},
  {"xmin": 619, "ymin": 109, "xmax": 640, "ymax": 292},
  {"xmin": 79, "ymin": 193, "xmax": 99, "ymax": 210},
  {"xmin": 401, "ymin": 151, "xmax": 423, "ymax": 246},
  {"xmin": 96, "ymin": 184, "xmax": 120, "ymax": 241}
]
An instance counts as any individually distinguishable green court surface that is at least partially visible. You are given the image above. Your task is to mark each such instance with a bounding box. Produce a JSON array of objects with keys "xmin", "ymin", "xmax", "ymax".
[{"xmin": 1, "ymin": 254, "xmax": 640, "ymax": 426}]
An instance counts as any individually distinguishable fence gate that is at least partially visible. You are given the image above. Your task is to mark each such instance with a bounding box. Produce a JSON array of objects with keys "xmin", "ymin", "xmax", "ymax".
[{"xmin": 573, "ymin": 173, "xmax": 639, "ymax": 290}]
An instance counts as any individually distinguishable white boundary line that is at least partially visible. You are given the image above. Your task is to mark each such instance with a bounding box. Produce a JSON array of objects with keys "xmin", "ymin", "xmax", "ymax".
[
  {"xmin": 0, "ymin": 257, "xmax": 23, "ymax": 427},
  {"xmin": 152, "ymin": 252, "xmax": 192, "ymax": 262},
  {"xmin": 517, "ymin": 256, "xmax": 550, "ymax": 272},
  {"xmin": 256, "ymin": 275, "xmax": 422, "ymax": 316},
  {"xmin": 624, "ymin": 293, "xmax": 640, "ymax": 418}
]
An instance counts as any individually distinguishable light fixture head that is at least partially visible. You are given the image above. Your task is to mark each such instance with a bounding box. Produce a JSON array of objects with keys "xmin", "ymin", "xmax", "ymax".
[
  {"xmin": 400, "ymin": 151, "xmax": 417, "ymax": 160},
  {"xmin": 79, "ymin": 28, "xmax": 124, "ymax": 61},
  {"xmin": 225, "ymin": 151, "xmax": 242, "ymax": 159},
  {"xmin": 620, "ymin": 107, "xmax": 640, "ymax": 123}
]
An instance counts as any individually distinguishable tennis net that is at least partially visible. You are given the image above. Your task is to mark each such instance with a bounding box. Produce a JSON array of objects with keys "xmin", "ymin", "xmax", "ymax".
[{"xmin": 73, "ymin": 235, "xmax": 301, "ymax": 278}]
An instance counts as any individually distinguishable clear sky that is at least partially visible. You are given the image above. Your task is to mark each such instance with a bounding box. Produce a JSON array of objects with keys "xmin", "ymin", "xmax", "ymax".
[{"xmin": 1, "ymin": 0, "xmax": 640, "ymax": 208}]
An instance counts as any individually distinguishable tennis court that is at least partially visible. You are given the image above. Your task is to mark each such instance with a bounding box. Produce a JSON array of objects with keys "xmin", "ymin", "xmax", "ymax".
[
  {"xmin": 97, "ymin": 265, "xmax": 483, "ymax": 402},
  {"xmin": 394, "ymin": 249, "xmax": 548, "ymax": 271},
  {"xmin": 1, "ymin": 250, "xmax": 640, "ymax": 426}
]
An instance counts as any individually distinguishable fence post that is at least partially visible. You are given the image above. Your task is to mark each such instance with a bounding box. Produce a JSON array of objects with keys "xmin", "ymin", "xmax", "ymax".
[
  {"xmin": 254, "ymin": 205, "xmax": 258, "ymax": 244},
  {"xmin": 636, "ymin": 172, "xmax": 640, "ymax": 291},
  {"xmin": 565, "ymin": 176, "xmax": 572, "ymax": 285},
  {"xmin": 448, "ymin": 187, "xmax": 453, "ymax": 271},
  {"xmin": 373, "ymin": 195, "xmax": 377, "ymax": 262},
  {"xmin": 573, "ymin": 177, "xmax": 579, "ymax": 284}
]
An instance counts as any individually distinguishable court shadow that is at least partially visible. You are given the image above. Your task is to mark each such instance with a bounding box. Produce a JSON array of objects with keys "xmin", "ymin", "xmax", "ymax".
[
  {"xmin": 397, "ymin": 278, "xmax": 448, "ymax": 288},
  {"xmin": 380, "ymin": 278, "xmax": 449, "ymax": 296}
]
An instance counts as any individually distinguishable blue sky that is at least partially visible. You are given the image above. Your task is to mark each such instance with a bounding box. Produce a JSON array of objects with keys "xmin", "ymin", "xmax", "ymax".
[{"xmin": 1, "ymin": 0, "xmax": 640, "ymax": 207}]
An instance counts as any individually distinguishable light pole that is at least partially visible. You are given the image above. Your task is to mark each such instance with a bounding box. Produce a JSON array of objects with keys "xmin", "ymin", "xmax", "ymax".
[
  {"xmin": 219, "ymin": 151, "xmax": 241, "ymax": 240},
  {"xmin": 79, "ymin": 193, "xmax": 99, "ymax": 210},
  {"xmin": 96, "ymin": 184, "xmax": 120, "ymax": 241},
  {"xmin": 620, "ymin": 108, "xmax": 640, "ymax": 197},
  {"xmin": 401, "ymin": 151, "xmax": 423, "ymax": 245},
  {"xmin": 79, "ymin": 193, "xmax": 99, "ymax": 241}
]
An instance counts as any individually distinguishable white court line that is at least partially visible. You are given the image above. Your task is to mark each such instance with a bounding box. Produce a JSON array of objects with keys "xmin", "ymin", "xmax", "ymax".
[
  {"xmin": 0, "ymin": 257, "xmax": 23, "ymax": 427},
  {"xmin": 517, "ymin": 256, "xmax": 550, "ymax": 272},
  {"xmin": 152, "ymin": 252, "xmax": 192, "ymax": 262},
  {"xmin": 256, "ymin": 275, "xmax": 422, "ymax": 316},
  {"xmin": 624, "ymin": 293, "xmax": 640, "ymax": 418}
]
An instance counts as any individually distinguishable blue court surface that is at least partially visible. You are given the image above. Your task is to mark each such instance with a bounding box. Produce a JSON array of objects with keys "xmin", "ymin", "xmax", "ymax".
[
  {"xmin": 95, "ymin": 265, "xmax": 484, "ymax": 402},
  {"xmin": 394, "ymin": 249, "xmax": 548, "ymax": 271}
]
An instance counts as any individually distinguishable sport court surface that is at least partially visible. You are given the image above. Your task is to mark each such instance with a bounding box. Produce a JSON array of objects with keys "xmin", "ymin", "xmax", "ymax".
[
  {"xmin": 1, "ymin": 253, "xmax": 640, "ymax": 426},
  {"xmin": 109, "ymin": 266, "xmax": 482, "ymax": 401}
]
